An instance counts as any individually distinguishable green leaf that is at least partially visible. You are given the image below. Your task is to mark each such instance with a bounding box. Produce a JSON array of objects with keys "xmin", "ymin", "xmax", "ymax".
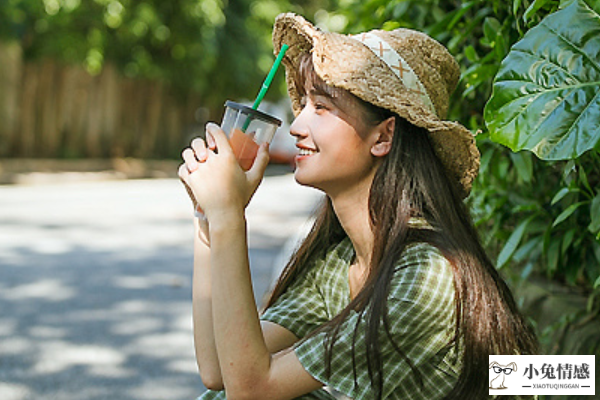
[
  {"xmin": 479, "ymin": 146, "xmax": 495, "ymax": 174},
  {"xmin": 497, "ymin": 216, "xmax": 535, "ymax": 268},
  {"xmin": 510, "ymin": 151, "xmax": 533, "ymax": 183},
  {"xmin": 521, "ymin": 262, "xmax": 535, "ymax": 280},
  {"xmin": 547, "ymin": 237, "xmax": 561, "ymax": 275},
  {"xmin": 589, "ymin": 192, "xmax": 600, "ymax": 233},
  {"xmin": 484, "ymin": 17, "xmax": 502, "ymax": 42},
  {"xmin": 465, "ymin": 45, "xmax": 478, "ymax": 62},
  {"xmin": 514, "ymin": 236, "xmax": 543, "ymax": 261},
  {"xmin": 524, "ymin": 0, "xmax": 551, "ymax": 22},
  {"xmin": 562, "ymin": 228, "xmax": 576, "ymax": 254},
  {"xmin": 513, "ymin": 0, "xmax": 523, "ymax": 16},
  {"xmin": 579, "ymin": 165, "xmax": 593, "ymax": 194},
  {"xmin": 484, "ymin": 0, "xmax": 600, "ymax": 160},
  {"xmin": 551, "ymin": 187, "xmax": 571, "ymax": 205},
  {"xmin": 552, "ymin": 201, "xmax": 587, "ymax": 227}
]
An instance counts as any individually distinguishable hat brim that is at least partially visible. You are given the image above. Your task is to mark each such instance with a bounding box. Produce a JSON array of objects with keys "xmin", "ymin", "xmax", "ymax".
[{"xmin": 273, "ymin": 13, "xmax": 480, "ymax": 197}]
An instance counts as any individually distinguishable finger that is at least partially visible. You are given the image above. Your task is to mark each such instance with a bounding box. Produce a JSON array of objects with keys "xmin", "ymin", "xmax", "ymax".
[
  {"xmin": 178, "ymin": 163, "xmax": 190, "ymax": 181},
  {"xmin": 191, "ymin": 137, "xmax": 208, "ymax": 162},
  {"xmin": 206, "ymin": 123, "xmax": 233, "ymax": 155},
  {"xmin": 246, "ymin": 142, "xmax": 270, "ymax": 186},
  {"xmin": 205, "ymin": 123, "xmax": 217, "ymax": 151},
  {"xmin": 182, "ymin": 148, "xmax": 199, "ymax": 172}
]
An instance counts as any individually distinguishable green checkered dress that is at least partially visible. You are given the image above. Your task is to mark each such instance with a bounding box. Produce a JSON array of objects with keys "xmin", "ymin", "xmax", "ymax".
[{"xmin": 198, "ymin": 236, "xmax": 460, "ymax": 400}]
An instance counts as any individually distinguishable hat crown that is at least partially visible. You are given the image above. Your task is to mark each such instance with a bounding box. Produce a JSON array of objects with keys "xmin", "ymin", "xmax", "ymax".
[{"xmin": 361, "ymin": 28, "xmax": 461, "ymax": 120}]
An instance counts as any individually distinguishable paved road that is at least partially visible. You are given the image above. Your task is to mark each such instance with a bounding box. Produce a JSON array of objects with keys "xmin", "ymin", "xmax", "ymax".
[{"xmin": 0, "ymin": 168, "xmax": 321, "ymax": 400}]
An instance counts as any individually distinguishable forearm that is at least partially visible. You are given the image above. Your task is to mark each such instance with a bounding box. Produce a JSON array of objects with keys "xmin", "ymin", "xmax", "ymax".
[
  {"xmin": 210, "ymin": 212, "xmax": 272, "ymax": 395},
  {"xmin": 192, "ymin": 219, "xmax": 224, "ymax": 390}
]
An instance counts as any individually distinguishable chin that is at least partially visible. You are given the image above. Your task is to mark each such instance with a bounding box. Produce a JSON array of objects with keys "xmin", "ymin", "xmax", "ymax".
[{"xmin": 293, "ymin": 169, "xmax": 324, "ymax": 191}]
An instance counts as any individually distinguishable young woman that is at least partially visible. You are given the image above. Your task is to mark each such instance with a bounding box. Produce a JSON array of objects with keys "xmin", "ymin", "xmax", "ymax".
[{"xmin": 178, "ymin": 13, "xmax": 538, "ymax": 400}]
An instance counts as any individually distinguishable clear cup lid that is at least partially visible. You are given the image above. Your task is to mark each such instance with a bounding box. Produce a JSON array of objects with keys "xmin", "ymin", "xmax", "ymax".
[{"xmin": 224, "ymin": 101, "xmax": 282, "ymax": 126}]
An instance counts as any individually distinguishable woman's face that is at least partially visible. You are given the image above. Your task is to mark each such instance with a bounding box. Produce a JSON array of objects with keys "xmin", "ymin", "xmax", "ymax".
[{"xmin": 289, "ymin": 88, "xmax": 381, "ymax": 196}]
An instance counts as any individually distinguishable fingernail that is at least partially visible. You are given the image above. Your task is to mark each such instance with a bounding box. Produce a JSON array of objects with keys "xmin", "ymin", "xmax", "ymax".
[{"xmin": 207, "ymin": 133, "xmax": 216, "ymax": 149}]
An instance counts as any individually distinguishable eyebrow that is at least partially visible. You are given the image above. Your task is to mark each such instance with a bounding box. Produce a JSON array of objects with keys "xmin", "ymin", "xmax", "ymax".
[{"xmin": 307, "ymin": 90, "xmax": 335, "ymax": 103}]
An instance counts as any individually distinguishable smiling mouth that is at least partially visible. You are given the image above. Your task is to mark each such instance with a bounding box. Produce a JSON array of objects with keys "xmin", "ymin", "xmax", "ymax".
[{"xmin": 298, "ymin": 148, "xmax": 318, "ymax": 156}]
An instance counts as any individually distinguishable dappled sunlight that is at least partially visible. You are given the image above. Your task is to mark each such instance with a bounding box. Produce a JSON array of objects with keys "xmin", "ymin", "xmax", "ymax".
[
  {"xmin": 28, "ymin": 325, "xmax": 68, "ymax": 339},
  {"xmin": 127, "ymin": 377, "xmax": 204, "ymax": 400},
  {"xmin": 3, "ymin": 278, "xmax": 76, "ymax": 302},
  {"xmin": 0, "ymin": 382, "xmax": 32, "ymax": 400},
  {"xmin": 0, "ymin": 246, "xmax": 202, "ymax": 399},
  {"xmin": 113, "ymin": 272, "xmax": 186, "ymax": 290},
  {"xmin": 111, "ymin": 317, "xmax": 163, "ymax": 336},
  {"xmin": 0, "ymin": 336, "xmax": 30, "ymax": 356},
  {"xmin": 0, "ymin": 179, "xmax": 194, "ymax": 263},
  {"xmin": 130, "ymin": 331, "xmax": 194, "ymax": 360},
  {"xmin": 0, "ymin": 175, "xmax": 319, "ymax": 399},
  {"xmin": 33, "ymin": 341, "xmax": 127, "ymax": 374}
]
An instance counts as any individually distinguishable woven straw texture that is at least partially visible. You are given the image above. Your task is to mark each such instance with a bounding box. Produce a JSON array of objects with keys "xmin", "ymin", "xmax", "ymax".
[{"xmin": 272, "ymin": 13, "xmax": 480, "ymax": 197}]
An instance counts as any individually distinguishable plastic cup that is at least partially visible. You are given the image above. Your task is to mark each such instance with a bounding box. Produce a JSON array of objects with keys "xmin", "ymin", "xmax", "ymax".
[{"xmin": 221, "ymin": 101, "xmax": 282, "ymax": 171}]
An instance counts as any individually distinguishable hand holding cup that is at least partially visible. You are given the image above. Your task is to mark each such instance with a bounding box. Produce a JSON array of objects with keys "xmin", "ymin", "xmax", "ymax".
[{"xmin": 179, "ymin": 123, "xmax": 271, "ymax": 225}]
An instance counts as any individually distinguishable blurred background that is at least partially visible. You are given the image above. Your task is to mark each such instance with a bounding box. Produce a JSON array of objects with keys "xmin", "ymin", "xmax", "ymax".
[{"xmin": 1, "ymin": 1, "xmax": 599, "ymax": 399}]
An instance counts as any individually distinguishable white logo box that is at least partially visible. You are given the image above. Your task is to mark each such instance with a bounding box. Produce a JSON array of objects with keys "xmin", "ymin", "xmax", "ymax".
[{"xmin": 489, "ymin": 355, "xmax": 595, "ymax": 396}]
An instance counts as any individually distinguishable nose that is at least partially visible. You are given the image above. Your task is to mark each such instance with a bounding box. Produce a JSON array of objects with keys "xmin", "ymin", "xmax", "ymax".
[{"xmin": 289, "ymin": 108, "xmax": 309, "ymax": 141}]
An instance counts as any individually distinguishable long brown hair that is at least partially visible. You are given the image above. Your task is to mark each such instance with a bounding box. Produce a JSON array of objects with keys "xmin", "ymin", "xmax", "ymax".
[{"xmin": 266, "ymin": 53, "xmax": 538, "ymax": 399}]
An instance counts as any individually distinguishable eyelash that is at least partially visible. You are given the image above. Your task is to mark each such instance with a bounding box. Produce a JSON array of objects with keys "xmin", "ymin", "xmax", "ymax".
[{"xmin": 299, "ymin": 96, "xmax": 329, "ymax": 112}]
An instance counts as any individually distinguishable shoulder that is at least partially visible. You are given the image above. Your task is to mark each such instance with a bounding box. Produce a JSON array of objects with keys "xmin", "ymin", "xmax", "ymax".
[
  {"xmin": 305, "ymin": 237, "xmax": 354, "ymax": 282},
  {"xmin": 388, "ymin": 242, "xmax": 455, "ymax": 316},
  {"xmin": 395, "ymin": 242, "xmax": 452, "ymax": 275}
]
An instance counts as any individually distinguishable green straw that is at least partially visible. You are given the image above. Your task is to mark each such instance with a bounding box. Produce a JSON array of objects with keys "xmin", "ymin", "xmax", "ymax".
[
  {"xmin": 252, "ymin": 44, "xmax": 289, "ymax": 110},
  {"xmin": 242, "ymin": 44, "xmax": 289, "ymax": 132}
]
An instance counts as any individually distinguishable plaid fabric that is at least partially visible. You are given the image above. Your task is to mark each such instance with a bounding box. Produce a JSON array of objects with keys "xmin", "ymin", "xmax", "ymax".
[
  {"xmin": 198, "ymin": 237, "xmax": 460, "ymax": 400},
  {"xmin": 263, "ymin": 238, "xmax": 460, "ymax": 399}
]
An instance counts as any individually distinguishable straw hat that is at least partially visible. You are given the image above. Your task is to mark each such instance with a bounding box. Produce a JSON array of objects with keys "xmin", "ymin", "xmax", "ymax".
[{"xmin": 272, "ymin": 13, "xmax": 480, "ymax": 197}]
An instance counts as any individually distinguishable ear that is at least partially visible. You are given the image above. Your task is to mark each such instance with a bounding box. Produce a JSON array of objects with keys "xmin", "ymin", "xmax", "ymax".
[
  {"xmin": 489, "ymin": 361, "xmax": 499, "ymax": 369},
  {"xmin": 508, "ymin": 362, "xmax": 517, "ymax": 371},
  {"xmin": 370, "ymin": 116, "xmax": 395, "ymax": 158}
]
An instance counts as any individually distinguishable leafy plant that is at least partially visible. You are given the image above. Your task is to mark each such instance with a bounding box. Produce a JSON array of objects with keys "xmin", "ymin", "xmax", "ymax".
[
  {"xmin": 482, "ymin": 0, "xmax": 600, "ymax": 288},
  {"xmin": 485, "ymin": 0, "xmax": 600, "ymax": 160}
]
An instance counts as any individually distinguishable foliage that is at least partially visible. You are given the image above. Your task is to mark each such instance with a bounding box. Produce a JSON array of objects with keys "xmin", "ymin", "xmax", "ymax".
[
  {"xmin": 0, "ymin": 0, "xmax": 337, "ymax": 113},
  {"xmin": 333, "ymin": 0, "xmax": 600, "ymax": 357},
  {"xmin": 485, "ymin": 0, "xmax": 600, "ymax": 160}
]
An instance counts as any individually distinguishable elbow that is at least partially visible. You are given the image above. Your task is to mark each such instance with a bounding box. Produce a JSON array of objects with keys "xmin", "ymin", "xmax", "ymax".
[
  {"xmin": 199, "ymin": 369, "xmax": 224, "ymax": 391},
  {"xmin": 202, "ymin": 378, "xmax": 225, "ymax": 392}
]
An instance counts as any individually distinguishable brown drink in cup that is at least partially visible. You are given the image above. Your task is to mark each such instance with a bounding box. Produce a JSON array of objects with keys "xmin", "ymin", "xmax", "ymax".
[{"xmin": 221, "ymin": 101, "xmax": 282, "ymax": 170}]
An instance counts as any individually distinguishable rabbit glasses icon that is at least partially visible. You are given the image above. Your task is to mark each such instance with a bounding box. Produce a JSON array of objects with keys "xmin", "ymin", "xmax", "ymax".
[{"xmin": 489, "ymin": 361, "xmax": 517, "ymax": 390}]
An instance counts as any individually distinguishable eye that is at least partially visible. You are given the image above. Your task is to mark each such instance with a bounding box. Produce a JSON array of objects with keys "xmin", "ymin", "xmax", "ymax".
[{"xmin": 314, "ymin": 101, "xmax": 330, "ymax": 112}]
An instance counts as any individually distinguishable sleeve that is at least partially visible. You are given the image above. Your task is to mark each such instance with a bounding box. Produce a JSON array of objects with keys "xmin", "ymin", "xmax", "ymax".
[
  {"xmin": 293, "ymin": 244, "xmax": 457, "ymax": 399},
  {"xmin": 261, "ymin": 263, "xmax": 330, "ymax": 339},
  {"xmin": 196, "ymin": 389, "xmax": 225, "ymax": 399}
]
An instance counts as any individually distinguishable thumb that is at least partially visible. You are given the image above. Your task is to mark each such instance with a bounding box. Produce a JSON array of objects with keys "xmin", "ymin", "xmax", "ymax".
[{"xmin": 246, "ymin": 142, "xmax": 270, "ymax": 186}]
